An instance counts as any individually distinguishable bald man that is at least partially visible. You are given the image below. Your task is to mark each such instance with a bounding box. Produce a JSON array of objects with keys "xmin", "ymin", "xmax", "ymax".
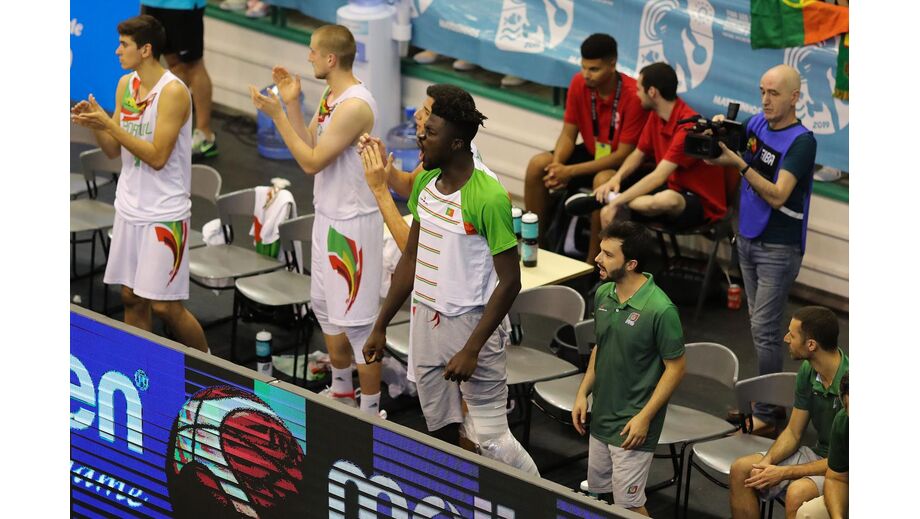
[{"xmin": 706, "ymin": 65, "xmax": 817, "ymax": 433}]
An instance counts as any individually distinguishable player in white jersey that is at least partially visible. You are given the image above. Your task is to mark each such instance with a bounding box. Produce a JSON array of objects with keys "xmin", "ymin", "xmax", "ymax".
[
  {"xmin": 249, "ymin": 25, "xmax": 384, "ymax": 416},
  {"xmin": 363, "ymin": 89, "xmax": 539, "ymax": 475},
  {"xmin": 71, "ymin": 15, "xmax": 209, "ymax": 353},
  {"xmin": 358, "ymin": 83, "xmax": 498, "ymax": 253}
]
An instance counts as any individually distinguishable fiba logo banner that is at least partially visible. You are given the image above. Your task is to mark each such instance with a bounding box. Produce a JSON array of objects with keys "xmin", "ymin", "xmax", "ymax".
[
  {"xmin": 166, "ymin": 386, "xmax": 306, "ymax": 518},
  {"xmin": 495, "ymin": 0, "xmax": 574, "ymax": 54},
  {"xmin": 784, "ymin": 37, "xmax": 849, "ymax": 135},
  {"xmin": 637, "ymin": 0, "xmax": 715, "ymax": 93}
]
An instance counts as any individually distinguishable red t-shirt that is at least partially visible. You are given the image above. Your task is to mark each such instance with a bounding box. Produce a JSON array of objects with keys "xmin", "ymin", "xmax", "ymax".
[
  {"xmin": 636, "ymin": 97, "xmax": 727, "ymax": 222},
  {"xmin": 563, "ymin": 72, "xmax": 648, "ymax": 156}
]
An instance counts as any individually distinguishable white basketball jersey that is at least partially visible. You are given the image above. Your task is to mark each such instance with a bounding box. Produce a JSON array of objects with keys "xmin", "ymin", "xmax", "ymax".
[
  {"xmin": 115, "ymin": 70, "xmax": 192, "ymax": 223},
  {"xmin": 313, "ymin": 83, "xmax": 379, "ymax": 220}
]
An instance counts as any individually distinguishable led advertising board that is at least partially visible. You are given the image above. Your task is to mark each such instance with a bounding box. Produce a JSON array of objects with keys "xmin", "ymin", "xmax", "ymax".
[{"xmin": 71, "ymin": 307, "xmax": 636, "ymax": 518}]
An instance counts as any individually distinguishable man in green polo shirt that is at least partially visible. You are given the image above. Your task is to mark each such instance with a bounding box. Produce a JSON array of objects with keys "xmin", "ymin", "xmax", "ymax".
[
  {"xmin": 796, "ymin": 372, "xmax": 849, "ymax": 519},
  {"xmin": 572, "ymin": 221, "xmax": 686, "ymax": 515},
  {"xmin": 730, "ymin": 306, "xmax": 848, "ymax": 519}
]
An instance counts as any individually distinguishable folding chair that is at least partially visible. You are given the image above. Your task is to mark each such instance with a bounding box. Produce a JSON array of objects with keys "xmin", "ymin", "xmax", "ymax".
[
  {"xmin": 187, "ymin": 164, "xmax": 222, "ymax": 250},
  {"xmin": 232, "ymin": 214, "xmax": 314, "ymax": 379},
  {"xmin": 507, "ymin": 285, "xmax": 584, "ymax": 448},
  {"xmin": 643, "ymin": 166, "xmax": 741, "ymax": 322},
  {"xmin": 70, "ymin": 149, "xmax": 118, "ymax": 311},
  {"xmin": 681, "ymin": 372, "xmax": 797, "ymax": 519},
  {"xmin": 649, "ymin": 342, "xmax": 739, "ymax": 516},
  {"xmin": 71, "ymin": 142, "xmax": 112, "ymax": 199},
  {"xmin": 188, "ymin": 188, "xmax": 288, "ymax": 328}
]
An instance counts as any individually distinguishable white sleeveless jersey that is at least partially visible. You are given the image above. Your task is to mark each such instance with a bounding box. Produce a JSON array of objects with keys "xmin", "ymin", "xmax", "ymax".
[
  {"xmin": 115, "ymin": 70, "xmax": 192, "ymax": 223},
  {"xmin": 313, "ymin": 83, "xmax": 379, "ymax": 220}
]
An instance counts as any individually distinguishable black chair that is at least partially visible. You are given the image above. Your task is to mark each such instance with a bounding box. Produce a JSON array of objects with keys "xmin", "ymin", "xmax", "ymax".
[{"xmin": 643, "ymin": 166, "xmax": 741, "ymax": 322}]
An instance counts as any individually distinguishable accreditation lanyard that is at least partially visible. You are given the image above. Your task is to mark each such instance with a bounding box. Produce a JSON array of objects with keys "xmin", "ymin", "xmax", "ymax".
[{"xmin": 590, "ymin": 73, "xmax": 622, "ymax": 145}]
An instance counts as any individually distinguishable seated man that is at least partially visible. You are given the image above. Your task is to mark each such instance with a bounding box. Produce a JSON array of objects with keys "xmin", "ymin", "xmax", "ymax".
[
  {"xmin": 523, "ymin": 33, "xmax": 648, "ymax": 260},
  {"xmin": 730, "ymin": 306, "xmax": 848, "ymax": 519},
  {"xmin": 570, "ymin": 62, "xmax": 726, "ymax": 230},
  {"xmin": 796, "ymin": 373, "xmax": 848, "ymax": 519}
]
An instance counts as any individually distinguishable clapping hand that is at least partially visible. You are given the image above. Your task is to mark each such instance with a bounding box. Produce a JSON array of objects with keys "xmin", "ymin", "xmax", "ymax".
[
  {"xmin": 271, "ymin": 66, "xmax": 302, "ymax": 105},
  {"xmin": 249, "ymin": 85, "xmax": 284, "ymax": 119}
]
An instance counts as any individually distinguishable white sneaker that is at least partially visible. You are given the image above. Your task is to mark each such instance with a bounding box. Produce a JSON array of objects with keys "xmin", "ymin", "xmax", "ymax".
[
  {"xmin": 246, "ymin": 1, "xmax": 269, "ymax": 18},
  {"xmin": 318, "ymin": 387, "xmax": 358, "ymax": 408},
  {"xmin": 377, "ymin": 410, "xmax": 388, "ymax": 420},
  {"xmin": 814, "ymin": 165, "xmax": 843, "ymax": 182},
  {"xmin": 452, "ymin": 59, "xmax": 477, "ymax": 71},
  {"xmin": 219, "ymin": 0, "xmax": 246, "ymax": 11},
  {"xmin": 413, "ymin": 50, "xmax": 440, "ymax": 64},
  {"xmin": 579, "ymin": 480, "xmax": 591, "ymax": 493},
  {"xmin": 501, "ymin": 75, "xmax": 527, "ymax": 87}
]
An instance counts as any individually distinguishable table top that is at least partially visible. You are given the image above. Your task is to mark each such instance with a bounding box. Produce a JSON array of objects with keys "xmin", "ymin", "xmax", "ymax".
[{"xmin": 387, "ymin": 214, "xmax": 594, "ymax": 290}]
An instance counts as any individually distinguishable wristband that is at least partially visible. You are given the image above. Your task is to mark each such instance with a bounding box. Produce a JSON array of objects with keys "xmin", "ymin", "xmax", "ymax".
[{"xmin": 740, "ymin": 164, "xmax": 750, "ymax": 177}]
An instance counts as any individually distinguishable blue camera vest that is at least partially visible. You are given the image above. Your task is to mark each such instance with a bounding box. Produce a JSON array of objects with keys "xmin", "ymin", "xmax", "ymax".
[{"xmin": 740, "ymin": 113, "xmax": 813, "ymax": 251}]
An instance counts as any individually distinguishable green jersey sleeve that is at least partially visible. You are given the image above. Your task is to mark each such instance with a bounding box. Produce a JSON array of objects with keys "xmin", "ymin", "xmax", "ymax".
[
  {"xmin": 793, "ymin": 361, "xmax": 813, "ymax": 410},
  {"xmin": 408, "ymin": 169, "xmax": 440, "ymax": 222},
  {"xmin": 827, "ymin": 409, "xmax": 848, "ymax": 472},
  {"xmin": 655, "ymin": 305, "xmax": 685, "ymax": 360},
  {"xmin": 462, "ymin": 170, "xmax": 518, "ymax": 255}
]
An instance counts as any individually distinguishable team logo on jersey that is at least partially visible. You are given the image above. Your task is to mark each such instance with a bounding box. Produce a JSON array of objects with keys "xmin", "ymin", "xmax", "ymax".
[
  {"xmin": 121, "ymin": 76, "xmax": 156, "ymax": 122},
  {"xmin": 627, "ymin": 484, "xmax": 639, "ymax": 495},
  {"xmin": 637, "ymin": 0, "xmax": 715, "ymax": 93},
  {"xmin": 625, "ymin": 312, "xmax": 640, "ymax": 326},
  {"xmin": 327, "ymin": 227, "xmax": 363, "ymax": 313},
  {"xmin": 784, "ymin": 37, "xmax": 849, "ymax": 135},
  {"xmin": 495, "ymin": 0, "xmax": 574, "ymax": 54},
  {"xmin": 155, "ymin": 220, "xmax": 188, "ymax": 285},
  {"xmin": 316, "ymin": 87, "xmax": 335, "ymax": 125},
  {"xmin": 747, "ymin": 136, "xmax": 759, "ymax": 155},
  {"xmin": 446, "ymin": 207, "xmax": 455, "ymax": 218}
]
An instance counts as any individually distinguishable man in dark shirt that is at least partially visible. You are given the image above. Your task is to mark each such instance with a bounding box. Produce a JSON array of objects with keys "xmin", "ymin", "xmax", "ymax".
[{"xmin": 706, "ymin": 64, "xmax": 818, "ymax": 431}]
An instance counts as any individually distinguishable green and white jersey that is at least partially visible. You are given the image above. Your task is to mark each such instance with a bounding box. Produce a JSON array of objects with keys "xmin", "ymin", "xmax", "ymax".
[{"xmin": 407, "ymin": 167, "xmax": 517, "ymax": 316}]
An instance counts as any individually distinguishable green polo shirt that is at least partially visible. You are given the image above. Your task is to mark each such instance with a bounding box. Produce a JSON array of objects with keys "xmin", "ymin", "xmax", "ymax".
[
  {"xmin": 827, "ymin": 407, "xmax": 848, "ymax": 472},
  {"xmin": 793, "ymin": 349, "xmax": 849, "ymax": 458},
  {"xmin": 590, "ymin": 274, "xmax": 685, "ymax": 451}
]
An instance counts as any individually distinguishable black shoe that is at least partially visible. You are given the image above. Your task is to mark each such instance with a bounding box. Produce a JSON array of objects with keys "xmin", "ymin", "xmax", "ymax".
[{"xmin": 564, "ymin": 192, "xmax": 604, "ymax": 216}]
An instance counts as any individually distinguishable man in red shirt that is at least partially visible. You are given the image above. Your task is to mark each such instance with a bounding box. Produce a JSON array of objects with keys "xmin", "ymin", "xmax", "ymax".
[
  {"xmin": 589, "ymin": 62, "xmax": 727, "ymax": 229},
  {"xmin": 524, "ymin": 33, "xmax": 648, "ymax": 262}
]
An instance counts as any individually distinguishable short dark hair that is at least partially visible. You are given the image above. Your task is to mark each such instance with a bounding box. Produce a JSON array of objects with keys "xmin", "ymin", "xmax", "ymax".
[
  {"xmin": 792, "ymin": 305, "xmax": 839, "ymax": 352},
  {"xmin": 117, "ymin": 15, "xmax": 166, "ymax": 60},
  {"xmin": 581, "ymin": 33, "xmax": 618, "ymax": 61},
  {"xmin": 430, "ymin": 87, "xmax": 487, "ymax": 145},
  {"xmin": 639, "ymin": 62, "xmax": 678, "ymax": 101},
  {"xmin": 313, "ymin": 25, "xmax": 357, "ymax": 69},
  {"xmin": 598, "ymin": 221, "xmax": 655, "ymax": 272},
  {"xmin": 426, "ymin": 83, "xmax": 472, "ymax": 107}
]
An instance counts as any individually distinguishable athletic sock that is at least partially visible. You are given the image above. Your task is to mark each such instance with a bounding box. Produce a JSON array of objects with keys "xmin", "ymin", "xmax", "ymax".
[
  {"xmin": 330, "ymin": 367, "xmax": 354, "ymax": 395},
  {"xmin": 360, "ymin": 391, "xmax": 381, "ymax": 415}
]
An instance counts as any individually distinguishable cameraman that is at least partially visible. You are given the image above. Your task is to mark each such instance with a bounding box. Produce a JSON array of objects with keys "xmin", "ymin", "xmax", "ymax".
[
  {"xmin": 706, "ymin": 64, "xmax": 817, "ymax": 433},
  {"xmin": 584, "ymin": 62, "xmax": 727, "ymax": 229}
]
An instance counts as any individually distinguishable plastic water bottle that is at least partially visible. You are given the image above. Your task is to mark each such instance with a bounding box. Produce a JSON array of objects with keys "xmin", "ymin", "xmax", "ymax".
[
  {"xmin": 386, "ymin": 107, "xmax": 419, "ymax": 201},
  {"xmin": 521, "ymin": 212, "xmax": 539, "ymax": 267},
  {"xmin": 256, "ymin": 330, "xmax": 273, "ymax": 377},
  {"xmin": 511, "ymin": 206, "xmax": 523, "ymax": 256},
  {"xmin": 257, "ymin": 85, "xmax": 308, "ymax": 160}
]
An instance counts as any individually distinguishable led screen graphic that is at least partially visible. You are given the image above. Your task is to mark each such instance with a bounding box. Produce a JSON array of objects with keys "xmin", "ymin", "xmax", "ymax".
[{"xmin": 70, "ymin": 309, "xmax": 628, "ymax": 518}]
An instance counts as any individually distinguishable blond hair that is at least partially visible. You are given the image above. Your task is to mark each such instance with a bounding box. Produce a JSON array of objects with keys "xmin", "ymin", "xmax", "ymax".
[{"xmin": 313, "ymin": 25, "xmax": 357, "ymax": 70}]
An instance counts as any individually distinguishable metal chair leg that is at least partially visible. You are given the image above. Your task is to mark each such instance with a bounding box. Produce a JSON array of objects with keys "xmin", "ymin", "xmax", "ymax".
[
  {"xmin": 693, "ymin": 235, "xmax": 722, "ymax": 323},
  {"xmin": 681, "ymin": 450, "xmax": 694, "ymax": 519},
  {"xmin": 230, "ymin": 289, "xmax": 240, "ymax": 363},
  {"xmin": 88, "ymin": 230, "xmax": 98, "ymax": 311}
]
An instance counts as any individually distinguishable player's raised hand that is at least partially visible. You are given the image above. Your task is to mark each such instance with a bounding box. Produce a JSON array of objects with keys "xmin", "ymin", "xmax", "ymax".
[
  {"xmin": 360, "ymin": 140, "xmax": 392, "ymax": 193},
  {"xmin": 249, "ymin": 85, "xmax": 284, "ymax": 120},
  {"xmin": 71, "ymin": 94, "xmax": 112, "ymax": 130},
  {"xmin": 271, "ymin": 66, "xmax": 302, "ymax": 105}
]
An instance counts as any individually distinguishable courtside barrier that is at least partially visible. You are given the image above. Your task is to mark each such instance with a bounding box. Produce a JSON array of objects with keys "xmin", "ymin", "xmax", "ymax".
[{"xmin": 70, "ymin": 305, "xmax": 641, "ymax": 518}]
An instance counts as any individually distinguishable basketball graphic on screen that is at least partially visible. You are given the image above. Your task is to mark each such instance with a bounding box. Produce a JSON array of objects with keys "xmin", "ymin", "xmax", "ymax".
[{"xmin": 166, "ymin": 386, "xmax": 305, "ymax": 518}]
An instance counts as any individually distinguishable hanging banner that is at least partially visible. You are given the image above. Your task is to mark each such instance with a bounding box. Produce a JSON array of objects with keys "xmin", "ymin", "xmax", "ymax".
[
  {"xmin": 409, "ymin": 0, "xmax": 848, "ymax": 171},
  {"xmin": 71, "ymin": 0, "xmax": 141, "ymax": 112}
]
